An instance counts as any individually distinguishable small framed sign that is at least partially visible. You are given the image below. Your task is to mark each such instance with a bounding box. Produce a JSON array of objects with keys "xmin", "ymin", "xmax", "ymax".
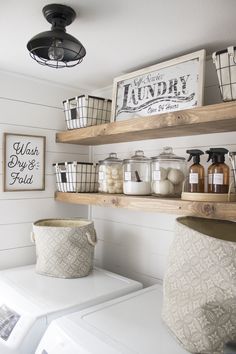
[
  {"xmin": 111, "ymin": 49, "xmax": 206, "ymax": 121},
  {"xmin": 3, "ymin": 133, "xmax": 46, "ymax": 191}
]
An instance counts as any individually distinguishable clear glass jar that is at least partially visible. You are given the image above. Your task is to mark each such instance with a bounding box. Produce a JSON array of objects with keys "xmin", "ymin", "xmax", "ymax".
[
  {"xmin": 151, "ymin": 147, "xmax": 186, "ymax": 197},
  {"xmin": 98, "ymin": 153, "xmax": 123, "ymax": 193},
  {"xmin": 123, "ymin": 150, "xmax": 151, "ymax": 195}
]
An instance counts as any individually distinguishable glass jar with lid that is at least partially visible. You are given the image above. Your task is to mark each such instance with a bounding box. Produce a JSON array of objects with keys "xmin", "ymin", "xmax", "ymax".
[
  {"xmin": 123, "ymin": 150, "xmax": 151, "ymax": 195},
  {"xmin": 98, "ymin": 153, "xmax": 123, "ymax": 193},
  {"xmin": 151, "ymin": 147, "xmax": 186, "ymax": 197}
]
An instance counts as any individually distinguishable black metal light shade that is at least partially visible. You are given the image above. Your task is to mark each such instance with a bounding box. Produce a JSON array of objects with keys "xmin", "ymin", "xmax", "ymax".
[{"xmin": 27, "ymin": 4, "xmax": 86, "ymax": 68}]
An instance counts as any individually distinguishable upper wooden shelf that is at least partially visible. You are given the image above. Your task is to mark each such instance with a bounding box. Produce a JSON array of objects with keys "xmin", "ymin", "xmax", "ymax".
[
  {"xmin": 56, "ymin": 102, "xmax": 236, "ymax": 145},
  {"xmin": 55, "ymin": 192, "xmax": 236, "ymax": 221}
]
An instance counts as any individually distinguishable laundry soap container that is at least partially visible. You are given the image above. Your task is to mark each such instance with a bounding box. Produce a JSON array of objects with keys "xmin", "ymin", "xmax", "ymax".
[
  {"xmin": 151, "ymin": 147, "xmax": 186, "ymax": 197},
  {"xmin": 123, "ymin": 150, "xmax": 151, "ymax": 195},
  {"xmin": 98, "ymin": 153, "xmax": 123, "ymax": 193},
  {"xmin": 162, "ymin": 216, "xmax": 236, "ymax": 354},
  {"xmin": 32, "ymin": 218, "xmax": 97, "ymax": 278}
]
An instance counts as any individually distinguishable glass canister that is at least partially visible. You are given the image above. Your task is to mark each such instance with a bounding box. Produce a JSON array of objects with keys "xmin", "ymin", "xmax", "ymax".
[
  {"xmin": 123, "ymin": 150, "xmax": 151, "ymax": 195},
  {"xmin": 98, "ymin": 153, "xmax": 123, "ymax": 193},
  {"xmin": 151, "ymin": 147, "xmax": 186, "ymax": 197}
]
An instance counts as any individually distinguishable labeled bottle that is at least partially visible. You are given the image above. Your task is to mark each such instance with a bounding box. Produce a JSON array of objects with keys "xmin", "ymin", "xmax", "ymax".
[
  {"xmin": 207, "ymin": 148, "xmax": 229, "ymax": 193},
  {"xmin": 206, "ymin": 150, "xmax": 214, "ymax": 193},
  {"xmin": 186, "ymin": 149, "xmax": 204, "ymax": 192}
]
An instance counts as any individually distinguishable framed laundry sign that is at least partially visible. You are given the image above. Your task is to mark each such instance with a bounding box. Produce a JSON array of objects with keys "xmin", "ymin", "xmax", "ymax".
[
  {"xmin": 111, "ymin": 49, "xmax": 206, "ymax": 121},
  {"xmin": 3, "ymin": 133, "xmax": 46, "ymax": 191}
]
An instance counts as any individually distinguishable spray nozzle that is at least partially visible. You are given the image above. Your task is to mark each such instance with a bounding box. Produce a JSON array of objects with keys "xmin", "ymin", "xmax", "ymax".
[
  {"xmin": 209, "ymin": 148, "xmax": 228, "ymax": 155},
  {"xmin": 186, "ymin": 149, "xmax": 204, "ymax": 163},
  {"xmin": 207, "ymin": 148, "xmax": 229, "ymax": 163},
  {"xmin": 206, "ymin": 150, "xmax": 213, "ymax": 162}
]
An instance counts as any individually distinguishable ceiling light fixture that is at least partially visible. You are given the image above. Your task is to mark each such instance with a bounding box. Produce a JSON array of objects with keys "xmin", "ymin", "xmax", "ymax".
[{"xmin": 27, "ymin": 4, "xmax": 86, "ymax": 68}]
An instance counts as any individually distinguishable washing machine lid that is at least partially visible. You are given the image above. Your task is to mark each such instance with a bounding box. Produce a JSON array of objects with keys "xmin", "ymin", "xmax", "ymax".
[
  {"xmin": 36, "ymin": 284, "xmax": 188, "ymax": 354},
  {"xmin": 0, "ymin": 265, "xmax": 142, "ymax": 317}
]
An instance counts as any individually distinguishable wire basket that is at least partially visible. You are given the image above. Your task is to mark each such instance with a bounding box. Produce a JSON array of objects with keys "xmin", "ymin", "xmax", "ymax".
[
  {"xmin": 53, "ymin": 162, "xmax": 99, "ymax": 193},
  {"xmin": 63, "ymin": 95, "xmax": 112, "ymax": 130},
  {"xmin": 212, "ymin": 46, "xmax": 236, "ymax": 101}
]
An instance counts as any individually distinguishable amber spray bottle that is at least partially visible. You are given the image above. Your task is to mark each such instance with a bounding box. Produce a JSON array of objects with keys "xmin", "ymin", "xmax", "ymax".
[
  {"xmin": 206, "ymin": 150, "xmax": 214, "ymax": 193},
  {"xmin": 206, "ymin": 148, "xmax": 229, "ymax": 193},
  {"xmin": 186, "ymin": 149, "xmax": 204, "ymax": 192}
]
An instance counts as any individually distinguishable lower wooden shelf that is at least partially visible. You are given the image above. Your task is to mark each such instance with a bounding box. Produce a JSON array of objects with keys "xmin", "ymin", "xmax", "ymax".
[{"xmin": 55, "ymin": 192, "xmax": 236, "ymax": 221}]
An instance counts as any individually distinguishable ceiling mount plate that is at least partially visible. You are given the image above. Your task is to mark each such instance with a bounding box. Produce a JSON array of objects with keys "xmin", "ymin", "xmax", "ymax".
[{"xmin": 43, "ymin": 4, "xmax": 76, "ymax": 27}]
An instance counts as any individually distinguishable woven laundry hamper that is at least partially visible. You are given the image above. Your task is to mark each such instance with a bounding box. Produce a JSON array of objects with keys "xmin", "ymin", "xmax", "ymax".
[
  {"xmin": 32, "ymin": 218, "xmax": 97, "ymax": 279},
  {"xmin": 162, "ymin": 216, "xmax": 236, "ymax": 354}
]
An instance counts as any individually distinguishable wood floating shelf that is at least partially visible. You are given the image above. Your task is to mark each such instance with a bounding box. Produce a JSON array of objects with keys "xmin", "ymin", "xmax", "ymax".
[
  {"xmin": 56, "ymin": 102, "xmax": 236, "ymax": 145},
  {"xmin": 55, "ymin": 192, "xmax": 236, "ymax": 221}
]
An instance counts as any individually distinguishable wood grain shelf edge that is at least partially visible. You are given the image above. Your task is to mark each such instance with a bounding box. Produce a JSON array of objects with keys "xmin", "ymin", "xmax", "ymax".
[
  {"xmin": 56, "ymin": 101, "xmax": 236, "ymax": 145},
  {"xmin": 55, "ymin": 192, "xmax": 236, "ymax": 221}
]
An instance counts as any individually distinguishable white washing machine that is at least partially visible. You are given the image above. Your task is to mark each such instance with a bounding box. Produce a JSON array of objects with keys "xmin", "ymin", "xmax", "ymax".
[
  {"xmin": 0, "ymin": 265, "xmax": 142, "ymax": 354},
  {"xmin": 36, "ymin": 284, "xmax": 189, "ymax": 354}
]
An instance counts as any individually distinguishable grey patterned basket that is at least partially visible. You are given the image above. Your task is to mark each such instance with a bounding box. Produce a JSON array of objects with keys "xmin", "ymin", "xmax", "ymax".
[
  {"xmin": 31, "ymin": 218, "xmax": 97, "ymax": 279},
  {"xmin": 162, "ymin": 216, "xmax": 236, "ymax": 354}
]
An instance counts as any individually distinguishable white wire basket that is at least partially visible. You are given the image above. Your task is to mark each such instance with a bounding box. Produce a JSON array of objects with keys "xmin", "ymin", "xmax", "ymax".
[
  {"xmin": 63, "ymin": 95, "xmax": 112, "ymax": 130},
  {"xmin": 53, "ymin": 162, "xmax": 99, "ymax": 193},
  {"xmin": 212, "ymin": 46, "xmax": 236, "ymax": 101}
]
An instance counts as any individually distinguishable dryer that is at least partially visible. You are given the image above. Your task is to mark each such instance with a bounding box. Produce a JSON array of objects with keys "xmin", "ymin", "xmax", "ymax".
[
  {"xmin": 0, "ymin": 265, "xmax": 142, "ymax": 354},
  {"xmin": 36, "ymin": 284, "xmax": 189, "ymax": 354}
]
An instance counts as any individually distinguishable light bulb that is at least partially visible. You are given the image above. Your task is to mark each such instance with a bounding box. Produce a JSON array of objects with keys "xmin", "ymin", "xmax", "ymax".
[{"xmin": 48, "ymin": 39, "xmax": 64, "ymax": 61}]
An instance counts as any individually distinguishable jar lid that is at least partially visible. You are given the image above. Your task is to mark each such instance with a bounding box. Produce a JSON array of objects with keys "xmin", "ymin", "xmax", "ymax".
[
  {"xmin": 99, "ymin": 152, "xmax": 122, "ymax": 165},
  {"xmin": 152, "ymin": 147, "xmax": 185, "ymax": 161},
  {"xmin": 123, "ymin": 150, "xmax": 150, "ymax": 163}
]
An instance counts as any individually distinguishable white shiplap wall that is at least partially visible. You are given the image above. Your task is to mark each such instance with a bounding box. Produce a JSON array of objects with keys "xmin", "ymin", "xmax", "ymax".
[
  {"xmin": 91, "ymin": 59, "xmax": 236, "ymax": 286},
  {"xmin": 0, "ymin": 70, "xmax": 89, "ymax": 269}
]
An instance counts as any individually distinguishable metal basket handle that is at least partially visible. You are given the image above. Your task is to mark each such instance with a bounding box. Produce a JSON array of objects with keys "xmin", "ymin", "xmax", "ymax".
[
  {"xmin": 227, "ymin": 46, "xmax": 236, "ymax": 64},
  {"xmin": 212, "ymin": 51, "xmax": 217, "ymax": 64}
]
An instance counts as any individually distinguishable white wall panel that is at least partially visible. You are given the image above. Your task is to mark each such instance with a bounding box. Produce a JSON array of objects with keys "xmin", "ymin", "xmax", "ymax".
[
  {"xmin": 92, "ymin": 206, "xmax": 176, "ymax": 229},
  {"xmin": 0, "ymin": 198, "xmax": 86, "ymax": 225},
  {"xmin": 0, "ymin": 223, "xmax": 37, "ymax": 249},
  {"xmin": 0, "ymin": 70, "xmax": 87, "ymax": 108},
  {"xmin": 0, "ymin": 246, "xmax": 36, "ymax": 270},
  {"xmin": 0, "ymin": 98, "xmax": 65, "ymax": 130}
]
